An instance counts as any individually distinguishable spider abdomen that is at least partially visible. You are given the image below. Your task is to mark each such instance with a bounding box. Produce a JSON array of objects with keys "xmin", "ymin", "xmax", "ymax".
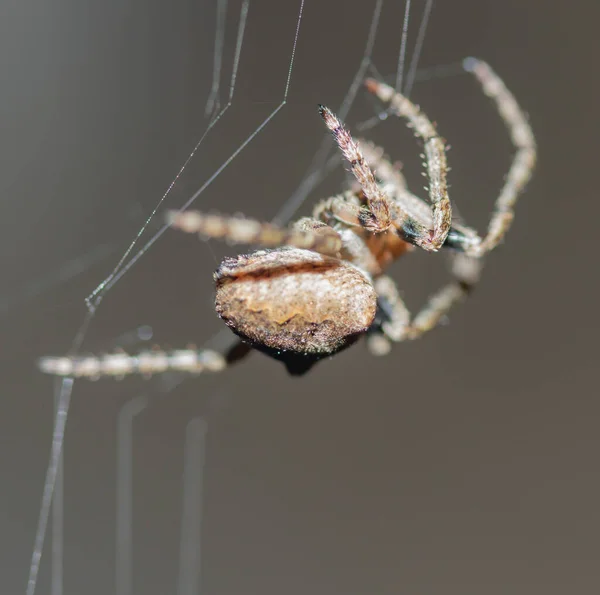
[{"xmin": 214, "ymin": 248, "xmax": 377, "ymax": 359}]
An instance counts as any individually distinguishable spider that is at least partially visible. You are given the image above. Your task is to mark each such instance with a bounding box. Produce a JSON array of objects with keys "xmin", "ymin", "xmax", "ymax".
[{"xmin": 39, "ymin": 58, "xmax": 536, "ymax": 379}]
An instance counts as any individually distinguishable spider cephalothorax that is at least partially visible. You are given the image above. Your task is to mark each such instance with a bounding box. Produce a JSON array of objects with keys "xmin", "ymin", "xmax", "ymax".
[{"xmin": 39, "ymin": 58, "xmax": 536, "ymax": 380}]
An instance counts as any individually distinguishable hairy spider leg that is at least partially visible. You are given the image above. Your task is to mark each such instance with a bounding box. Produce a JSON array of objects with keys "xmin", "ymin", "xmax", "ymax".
[
  {"xmin": 365, "ymin": 252, "xmax": 482, "ymax": 356},
  {"xmin": 462, "ymin": 57, "xmax": 537, "ymax": 256},
  {"xmin": 38, "ymin": 340, "xmax": 252, "ymax": 379},
  {"xmin": 363, "ymin": 78, "xmax": 452, "ymax": 251},
  {"xmin": 365, "ymin": 58, "xmax": 536, "ymax": 257},
  {"xmin": 318, "ymin": 105, "xmax": 395, "ymax": 234},
  {"xmin": 166, "ymin": 210, "xmax": 343, "ymax": 257}
]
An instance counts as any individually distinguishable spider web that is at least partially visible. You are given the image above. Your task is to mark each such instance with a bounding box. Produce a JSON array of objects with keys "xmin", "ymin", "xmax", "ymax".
[{"xmin": 17, "ymin": 1, "xmax": 442, "ymax": 593}]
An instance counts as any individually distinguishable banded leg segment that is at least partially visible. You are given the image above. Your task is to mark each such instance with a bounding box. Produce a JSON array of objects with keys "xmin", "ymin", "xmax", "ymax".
[
  {"xmin": 38, "ymin": 340, "xmax": 252, "ymax": 379},
  {"xmin": 314, "ymin": 191, "xmax": 366, "ymax": 228},
  {"xmin": 359, "ymin": 139, "xmax": 438, "ymax": 234},
  {"xmin": 360, "ymin": 138, "xmax": 482, "ymax": 254},
  {"xmin": 318, "ymin": 105, "xmax": 396, "ymax": 233},
  {"xmin": 366, "ymin": 255, "xmax": 482, "ymax": 354},
  {"xmin": 356, "ymin": 140, "xmax": 408, "ymax": 196},
  {"xmin": 366, "ymin": 275, "xmax": 411, "ymax": 356},
  {"xmin": 364, "ymin": 78, "xmax": 452, "ymax": 251},
  {"xmin": 405, "ymin": 254, "xmax": 482, "ymax": 339},
  {"xmin": 463, "ymin": 58, "xmax": 537, "ymax": 255},
  {"xmin": 167, "ymin": 210, "xmax": 342, "ymax": 257}
]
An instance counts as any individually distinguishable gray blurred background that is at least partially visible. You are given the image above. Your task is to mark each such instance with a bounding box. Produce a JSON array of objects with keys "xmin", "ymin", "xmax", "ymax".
[{"xmin": 1, "ymin": 0, "xmax": 598, "ymax": 594}]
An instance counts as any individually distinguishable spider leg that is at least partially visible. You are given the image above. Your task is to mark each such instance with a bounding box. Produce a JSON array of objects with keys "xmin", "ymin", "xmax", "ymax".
[
  {"xmin": 313, "ymin": 146, "xmax": 412, "ymax": 229},
  {"xmin": 38, "ymin": 339, "xmax": 252, "ymax": 379},
  {"xmin": 404, "ymin": 253, "xmax": 481, "ymax": 339},
  {"xmin": 366, "ymin": 254, "xmax": 482, "ymax": 354},
  {"xmin": 356, "ymin": 140, "xmax": 408, "ymax": 195},
  {"xmin": 360, "ymin": 139, "xmax": 483, "ymax": 254},
  {"xmin": 167, "ymin": 210, "xmax": 342, "ymax": 257},
  {"xmin": 318, "ymin": 105, "xmax": 396, "ymax": 234},
  {"xmin": 359, "ymin": 139, "xmax": 439, "ymax": 228},
  {"xmin": 364, "ymin": 78, "xmax": 452, "ymax": 251},
  {"xmin": 311, "ymin": 191, "xmax": 386, "ymax": 275},
  {"xmin": 366, "ymin": 275, "xmax": 410, "ymax": 356},
  {"xmin": 314, "ymin": 191, "xmax": 366, "ymax": 228},
  {"xmin": 463, "ymin": 58, "xmax": 537, "ymax": 256}
]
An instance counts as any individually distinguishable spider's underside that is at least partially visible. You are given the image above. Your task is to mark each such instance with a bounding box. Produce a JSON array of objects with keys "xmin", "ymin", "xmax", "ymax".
[{"xmin": 39, "ymin": 58, "xmax": 536, "ymax": 379}]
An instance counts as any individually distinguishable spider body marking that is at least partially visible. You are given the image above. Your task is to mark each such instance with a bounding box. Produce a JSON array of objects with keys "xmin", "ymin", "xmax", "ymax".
[
  {"xmin": 214, "ymin": 247, "xmax": 377, "ymax": 375},
  {"xmin": 39, "ymin": 59, "xmax": 536, "ymax": 379}
]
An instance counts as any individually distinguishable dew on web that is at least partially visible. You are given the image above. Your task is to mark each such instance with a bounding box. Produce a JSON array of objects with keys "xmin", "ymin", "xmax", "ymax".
[{"xmin": 23, "ymin": 0, "xmax": 439, "ymax": 593}]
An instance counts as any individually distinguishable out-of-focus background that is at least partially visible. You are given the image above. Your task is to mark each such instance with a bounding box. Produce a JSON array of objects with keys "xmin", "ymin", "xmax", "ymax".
[{"xmin": 1, "ymin": 1, "xmax": 597, "ymax": 594}]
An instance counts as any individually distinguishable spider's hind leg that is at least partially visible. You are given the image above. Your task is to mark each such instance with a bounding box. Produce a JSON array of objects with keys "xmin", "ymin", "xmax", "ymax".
[
  {"xmin": 366, "ymin": 275, "xmax": 410, "ymax": 356},
  {"xmin": 38, "ymin": 339, "xmax": 252, "ymax": 379},
  {"xmin": 404, "ymin": 253, "xmax": 482, "ymax": 340},
  {"xmin": 363, "ymin": 78, "xmax": 452, "ymax": 251},
  {"xmin": 366, "ymin": 254, "xmax": 483, "ymax": 354}
]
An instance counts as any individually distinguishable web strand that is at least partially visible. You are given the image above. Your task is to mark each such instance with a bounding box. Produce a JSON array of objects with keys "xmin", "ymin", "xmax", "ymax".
[
  {"xmin": 85, "ymin": 0, "xmax": 253, "ymax": 313},
  {"xmin": 205, "ymin": 0, "xmax": 228, "ymax": 117},
  {"xmin": 26, "ymin": 378, "xmax": 73, "ymax": 595},
  {"xmin": 115, "ymin": 395, "xmax": 148, "ymax": 595},
  {"xmin": 177, "ymin": 418, "xmax": 208, "ymax": 595},
  {"xmin": 395, "ymin": 0, "xmax": 411, "ymax": 93},
  {"xmin": 404, "ymin": 0, "xmax": 434, "ymax": 97},
  {"xmin": 273, "ymin": 0, "xmax": 385, "ymax": 225},
  {"xmin": 91, "ymin": 0, "xmax": 305, "ymax": 300},
  {"xmin": 51, "ymin": 393, "xmax": 64, "ymax": 595},
  {"xmin": 26, "ymin": 295, "xmax": 98, "ymax": 595}
]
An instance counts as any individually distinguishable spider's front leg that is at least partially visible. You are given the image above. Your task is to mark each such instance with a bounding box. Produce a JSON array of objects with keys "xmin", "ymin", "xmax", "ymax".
[
  {"xmin": 364, "ymin": 79, "xmax": 452, "ymax": 252},
  {"xmin": 318, "ymin": 103, "xmax": 445, "ymax": 252},
  {"xmin": 366, "ymin": 59, "xmax": 536, "ymax": 258},
  {"xmin": 360, "ymin": 139, "xmax": 482, "ymax": 254},
  {"xmin": 318, "ymin": 105, "xmax": 395, "ymax": 234},
  {"xmin": 366, "ymin": 275, "xmax": 410, "ymax": 356}
]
